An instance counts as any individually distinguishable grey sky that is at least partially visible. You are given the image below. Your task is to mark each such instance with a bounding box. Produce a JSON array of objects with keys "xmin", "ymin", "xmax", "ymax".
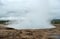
[
  {"xmin": 0, "ymin": 0, "xmax": 60, "ymax": 19},
  {"xmin": 49, "ymin": 0, "xmax": 60, "ymax": 19}
]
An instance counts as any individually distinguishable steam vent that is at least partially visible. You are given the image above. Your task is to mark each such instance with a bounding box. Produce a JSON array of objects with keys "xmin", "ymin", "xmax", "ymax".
[
  {"xmin": 0, "ymin": 19, "xmax": 59, "ymax": 39},
  {"xmin": 0, "ymin": 0, "xmax": 60, "ymax": 39}
]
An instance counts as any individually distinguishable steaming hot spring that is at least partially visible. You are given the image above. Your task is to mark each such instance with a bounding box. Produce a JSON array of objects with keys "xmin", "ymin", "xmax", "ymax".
[{"xmin": 0, "ymin": 0, "xmax": 56, "ymax": 29}]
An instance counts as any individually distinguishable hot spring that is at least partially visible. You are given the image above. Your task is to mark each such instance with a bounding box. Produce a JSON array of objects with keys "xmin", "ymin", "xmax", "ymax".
[{"xmin": 0, "ymin": 0, "xmax": 56, "ymax": 29}]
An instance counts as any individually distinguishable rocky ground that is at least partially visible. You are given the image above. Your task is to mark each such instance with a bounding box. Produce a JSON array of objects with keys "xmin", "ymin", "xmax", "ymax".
[{"xmin": 0, "ymin": 24, "xmax": 60, "ymax": 39}]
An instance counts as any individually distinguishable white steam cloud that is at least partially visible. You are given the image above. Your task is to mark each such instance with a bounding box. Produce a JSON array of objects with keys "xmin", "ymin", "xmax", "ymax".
[{"xmin": 0, "ymin": 0, "xmax": 56, "ymax": 29}]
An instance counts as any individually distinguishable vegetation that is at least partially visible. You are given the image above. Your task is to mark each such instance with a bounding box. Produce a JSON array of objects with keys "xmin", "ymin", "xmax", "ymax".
[
  {"xmin": 51, "ymin": 19, "xmax": 60, "ymax": 24},
  {"xmin": 0, "ymin": 20, "xmax": 9, "ymax": 24}
]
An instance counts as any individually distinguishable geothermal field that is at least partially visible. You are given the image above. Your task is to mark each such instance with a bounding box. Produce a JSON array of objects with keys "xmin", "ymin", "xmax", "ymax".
[
  {"xmin": 0, "ymin": 20, "xmax": 60, "ymax": 39},
  {"xmin": 0, "ymin": 0, "xmax": 60, "ymax": 39}
]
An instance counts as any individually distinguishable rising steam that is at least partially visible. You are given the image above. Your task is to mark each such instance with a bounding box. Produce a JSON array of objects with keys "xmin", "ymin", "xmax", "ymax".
[{"xmin": 0, "ymin": 0, "xmax": 56, "ymax": 29}]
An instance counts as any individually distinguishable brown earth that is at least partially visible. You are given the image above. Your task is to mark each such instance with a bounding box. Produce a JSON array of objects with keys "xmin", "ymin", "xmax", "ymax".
[{"xmin": 0, "ymin": 24, "xmax": 60, "ymax": 39}]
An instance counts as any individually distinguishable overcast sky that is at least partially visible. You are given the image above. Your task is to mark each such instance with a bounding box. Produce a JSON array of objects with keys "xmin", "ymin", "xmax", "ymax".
[
  {"xmin": 49, "ymin": 0, "xmax": 60, "ymax": 19},
  {"xmin": 0, "ymin": 0, "xmax": 60, "ymax": 19}
]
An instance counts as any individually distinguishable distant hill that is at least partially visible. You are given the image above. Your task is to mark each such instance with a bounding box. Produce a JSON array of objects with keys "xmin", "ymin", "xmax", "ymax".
[
  {"xmin": 51, "ymin": 19, "xmax": 60, "ymax": 24},
  {"xmin": 0, "ymin": 20, "xmax": 9, "ymax": 24}
]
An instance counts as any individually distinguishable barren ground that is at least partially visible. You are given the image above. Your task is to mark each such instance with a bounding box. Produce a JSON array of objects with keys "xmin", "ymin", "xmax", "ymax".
[{"xmin": 0, "ymin": 24, "xmax": 60, "ymax": 39}]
